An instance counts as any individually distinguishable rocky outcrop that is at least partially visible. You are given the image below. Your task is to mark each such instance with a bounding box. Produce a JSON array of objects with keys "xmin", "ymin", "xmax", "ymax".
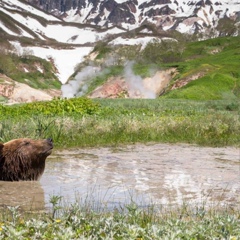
[
  {"xmin": 89, "ymin": 68, "xmax": 176, "ymax": 99},
  {"xmin": 27, "ymin": 0, "xmax": 138, "ymax": 26},
  {"xmin": 89, "ymin": 77, "xmax": 127, "ymax": 98},
  {"xmin": 0, "ymin": 74, "xmax": 61, "ymax": 104},
  {"xmin": 26, "ymin": 0, "xmax": 240, "ymax": 35}
]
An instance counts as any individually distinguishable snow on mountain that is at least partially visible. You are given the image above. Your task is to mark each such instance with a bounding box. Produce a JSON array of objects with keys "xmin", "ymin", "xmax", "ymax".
[
  {"xmin": 10, "ymin": 41, "xmax": 93, "ymax": 84},
  {"xmin": 1, "ymin": 0, "xmax": 239, "ymax": 85},
  {"xmin": 137, "ymin": 0, "xmax": 240, "ymax": 34},
  {"xmin": 27, "ymin": 0, "xmax": 240, "ymax": 35},
  {"xmin": 110, "ymin": 36, "xmax": 158, "ymax": 49},
  {"xmin": 1, "ymin": 0, "xmax": 125, "ymax": 44},
  {"xmin": 2, "ymin": 0, "xmax": 60, "ymax": 21},
  {"xmin": 0, "ymin": 0, "xmax": 127, "ymax": 83}
]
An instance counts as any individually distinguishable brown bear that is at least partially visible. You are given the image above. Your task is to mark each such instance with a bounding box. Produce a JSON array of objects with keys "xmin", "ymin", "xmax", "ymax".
[{"xmin": 0, "ymin": 138, "xmax": 53, "ymax": 181}]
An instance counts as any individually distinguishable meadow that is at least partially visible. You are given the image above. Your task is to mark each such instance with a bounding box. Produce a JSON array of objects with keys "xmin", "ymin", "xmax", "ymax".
[
  {"xmin": 0, "ymin": 97, "xmax": 239, "ymax": 148},
  {"xmin": 0, "ymin": 35, "xmax": 240, "ymax": 238},
  {"xmin": 0, "ymin": 99, "xmax": 240, "ymax": 239},
  {"xmin": 0, "ymin": 198, "xmax": 240, "ymax": 239}
]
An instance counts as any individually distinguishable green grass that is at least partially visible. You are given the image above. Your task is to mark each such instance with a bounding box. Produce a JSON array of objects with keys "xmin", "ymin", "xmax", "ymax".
[
  {"xmin": 0, "ymin": 196, "xmax": 239, "ymax": 239},
  {"xmin": 165, "ymin": 73, "xmax": 239, "ymax": 100},
  {"xmin": 132, "ymin": 63, "xmax": 155, "ymax": 78},
  {"xmin": 82, "ymin": 36, "xmax": 240, "ymax": 100},
  {"xmin": 0, "ymin": 52, "xmax": 60, "ymax": 90},
  {"xmin": 0, "ymin": 98, "xmax": 239, "ymax": 148},
  {"xmin": 162, "ymin": 36, "xmax": 240, "ymax": 100}
]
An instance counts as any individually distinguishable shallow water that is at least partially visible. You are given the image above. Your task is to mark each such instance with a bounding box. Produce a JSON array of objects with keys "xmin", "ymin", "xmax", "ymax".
[{"xmin": 0, "ymin": 143, "xmax": 240, "ymax": 210}]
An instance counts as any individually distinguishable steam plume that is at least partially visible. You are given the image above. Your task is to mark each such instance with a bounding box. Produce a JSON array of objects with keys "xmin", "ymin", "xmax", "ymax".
[
  {"xmin": 61, "ymin": 66, "xmax": 100, "ymax": 98},
  {"xmin": 124, "ymin": 61, "xmax": 156, "ymax": 99},
  {"xmin": 61, "ymin": 60, "xmax": 157, "ymax": 99}
]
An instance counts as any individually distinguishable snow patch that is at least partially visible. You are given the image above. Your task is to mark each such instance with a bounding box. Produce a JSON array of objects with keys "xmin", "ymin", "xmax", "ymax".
[
  {"xmin": 2, "ymin": 0, "xmax": 59, "ymax": 21},
  {"xmin": 10, "ymin": 41, "xmax": 93, "ymax": 84},
  {"xmin": 110, "ymin": 36, "xmax": 158, "ymax": 49}
]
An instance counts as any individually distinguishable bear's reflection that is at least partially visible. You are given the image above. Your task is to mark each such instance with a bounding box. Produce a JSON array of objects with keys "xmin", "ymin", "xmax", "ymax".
[{"xmin": 0, "ymin": 181, "xmax": 45, "ymax": 210}]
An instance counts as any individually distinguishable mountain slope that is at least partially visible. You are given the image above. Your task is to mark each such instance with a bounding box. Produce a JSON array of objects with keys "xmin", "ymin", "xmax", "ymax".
[
  {"xmin": 27, "ymin": 0, "xmax": 240, "ymax": 35},
  {"xmin": 0, "ymin": 0, "xmax": 239, "ymax": 103},
  {"xmin": 0, "ymin": 0, "xmax": 168, "ymax": 84}
]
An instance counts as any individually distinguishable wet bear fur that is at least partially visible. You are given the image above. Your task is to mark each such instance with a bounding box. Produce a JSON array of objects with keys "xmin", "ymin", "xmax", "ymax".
[{"xmin": 0, "ymin": 138, "xmax": 53, "ymax": 181}]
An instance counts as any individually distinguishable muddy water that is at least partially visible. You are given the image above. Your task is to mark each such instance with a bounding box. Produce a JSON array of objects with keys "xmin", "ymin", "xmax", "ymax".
[{"xmin": 0, "ymin": 144, "xmax": 240, "ymax": 210}]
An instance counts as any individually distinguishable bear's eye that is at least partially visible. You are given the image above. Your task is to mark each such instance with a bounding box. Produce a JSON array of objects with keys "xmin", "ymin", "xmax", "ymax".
[{"xmin": 24, "ymin": 141, "xmax": 30, "ymax": 145}]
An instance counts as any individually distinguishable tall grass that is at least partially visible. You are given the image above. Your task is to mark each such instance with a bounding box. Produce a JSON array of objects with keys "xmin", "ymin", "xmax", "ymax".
[{"xmin": 0, "ymin": 98, "xmax": 239, "ymax": 148}]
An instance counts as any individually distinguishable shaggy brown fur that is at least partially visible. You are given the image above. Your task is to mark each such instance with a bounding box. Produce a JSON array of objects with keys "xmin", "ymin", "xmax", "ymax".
[{"xmin": 0, "ymin": 138, "xmax": 53, "ymax": 181}]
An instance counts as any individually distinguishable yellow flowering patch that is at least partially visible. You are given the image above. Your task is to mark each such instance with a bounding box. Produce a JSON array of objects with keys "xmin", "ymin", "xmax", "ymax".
[{"xmin": 0, "ymin": 222, "xmax": 3, "ymax": 231}]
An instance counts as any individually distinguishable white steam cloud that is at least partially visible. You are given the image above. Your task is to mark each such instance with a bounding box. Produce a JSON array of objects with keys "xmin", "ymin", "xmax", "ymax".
[
  {"xmin": 124, "ymin": 61, "xmax": 156, "ymax": 99},
  {"xmin": 61, "ymin": 66, "xmax": 100, "ymax": 98},
  {"xmin": 61, "ymin": 59, "xmax": 157, "ymax": 99}
]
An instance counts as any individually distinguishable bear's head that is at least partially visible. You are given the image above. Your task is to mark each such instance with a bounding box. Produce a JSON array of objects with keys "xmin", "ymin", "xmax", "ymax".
[{"xmin": 0, "ymin": 138, "xmax": 53, "ymax": 181}]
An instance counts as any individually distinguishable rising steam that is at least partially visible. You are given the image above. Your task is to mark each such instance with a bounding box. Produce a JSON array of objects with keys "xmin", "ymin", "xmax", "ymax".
[
  {"xmin": 61, "ymin": 66, "xmax": 101, "ymax": 98},
  {"xmin": 124, "ymin": 61, "xmax": 156, "ymax": 99},
  {"xmin": 61, "ymin": 60, "xmax": 157, "ymax": 99}
]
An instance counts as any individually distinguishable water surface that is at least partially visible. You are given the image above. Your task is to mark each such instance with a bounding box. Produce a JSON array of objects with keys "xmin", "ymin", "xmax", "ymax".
[{"xmin": 0, "ymin": 144, "xmax": 239, "ymax": 210}]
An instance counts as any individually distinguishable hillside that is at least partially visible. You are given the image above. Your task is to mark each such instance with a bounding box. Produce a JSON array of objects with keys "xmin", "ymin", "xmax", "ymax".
[
  {"xmin": 164, "ymin": 36, "xmax": 240, "ymax": 100},
  {"xmin": 62, "ymin": 35, "xmax": 240, "ymax": 101},
  {"xmin": 0, "ymin": 0, "xmax": 240, "ymax": 102},
  {"xmin": 28, "ymin": 0, "xmax": 240, "ymax": 36}
]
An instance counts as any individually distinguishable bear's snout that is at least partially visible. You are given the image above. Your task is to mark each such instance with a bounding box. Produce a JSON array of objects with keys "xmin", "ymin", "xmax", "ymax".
[
  {"xmin": 46, "ymin": 138, "xmax": 53, "ymax": 148},
  {"xmin": 0, "ymin": 138, "xmax": 54, "ymax": 181}
]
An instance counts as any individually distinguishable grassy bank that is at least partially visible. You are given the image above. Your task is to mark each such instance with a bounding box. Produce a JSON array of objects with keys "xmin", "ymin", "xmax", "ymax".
[
  {"xmin": 0, "ymin": 98, "xmax": 239, "ymax": 148},
  {"xmin": 162, "ymin": 36, "xmax": 240, "ymax": 100},
  {"xmin": 87, "ymin": 36, "xmax": 240, "ymax": 101},
  {"xmin": 0, "ymin": 98, "xmax": 240, "ymax": 238},
  {"xmin": 0, "ymin": 198, "xmax": 239, "ymax": 239}
]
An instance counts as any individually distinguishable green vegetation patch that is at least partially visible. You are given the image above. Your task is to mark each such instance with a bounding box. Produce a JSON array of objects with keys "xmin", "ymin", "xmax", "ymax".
[
  {"xmin": 86, "ymin": 65, "xmax": 124, "ymax": 94},
  {"xmin": 165, "ymin": 73, "xmax": 238, "ymax": 100},
  {"xmin": 0, "ymin": 98, "xmax": 239, "ymax": 148},
  {"xmin": 161, "ymin": 36, "xmax": 240, "ymax": 100},
  {"xmin": 93, "ymin": 41, "xmax": 111, "ymax": 59},
  {"xmin": 0, "ymin": 198, "xmax": 239, "ymax": 239},
  {"xmin": 0, "ymin": 53, "xmax": 60, "ymax": 89},
  {"xmin": 0, "ymin": 11, "xmax": 21, "ymax": 34},
  {"xmin": 0, "ymin": 97, "xmax": 100, "ymax": 117},
  {"xmin": 132, "ymin": 62, "xmax": 155, "ymax": 78}
]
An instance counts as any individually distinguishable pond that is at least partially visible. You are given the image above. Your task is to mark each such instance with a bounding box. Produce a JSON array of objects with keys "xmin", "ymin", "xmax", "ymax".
[{"xmin": 0, "ymin": 143, "xmax": 239, "ymax": 211}]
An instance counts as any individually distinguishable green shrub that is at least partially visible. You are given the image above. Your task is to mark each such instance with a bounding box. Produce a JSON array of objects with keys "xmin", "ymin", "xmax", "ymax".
[
  {"xmin": 0, "ymin": 199, "xmax": 239, "ymax": 239},
  {"xmin": 93, "ymin": 41, "xmax": 111, "ymax": 59},
  {"xmin": 132, "ymin": 63, "xmax": 152, "ymax": 78},
  {"xmin": 0, "ymin": 52, "xmax": 60, "ymax": 89},
  {"xmin": 0, "ymin": 97, "xmax": 100, "ymax": 117},
  {"xmin": 141, "ymin": 39, "xmax": 184, "ymax": 64}
]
